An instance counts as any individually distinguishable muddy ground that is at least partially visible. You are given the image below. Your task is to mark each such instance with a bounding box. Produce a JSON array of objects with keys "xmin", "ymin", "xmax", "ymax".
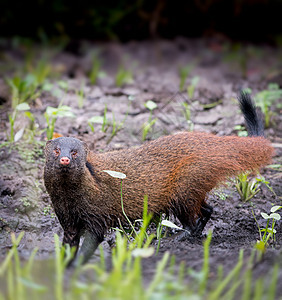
[{"xmin": 0, "ymin": 38, "xmax": 282, "ymax": 294}]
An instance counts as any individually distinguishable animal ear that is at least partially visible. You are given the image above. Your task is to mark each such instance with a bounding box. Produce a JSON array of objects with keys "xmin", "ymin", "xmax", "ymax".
[{"xmin": 44, "ymin": 140, "xmax": 53, "ymax": 157}]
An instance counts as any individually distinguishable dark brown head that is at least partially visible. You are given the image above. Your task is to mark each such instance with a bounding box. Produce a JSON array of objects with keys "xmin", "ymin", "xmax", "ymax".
[{"xmin": 44, "ymin": 137, "xmax": 89, "ymax": 179}]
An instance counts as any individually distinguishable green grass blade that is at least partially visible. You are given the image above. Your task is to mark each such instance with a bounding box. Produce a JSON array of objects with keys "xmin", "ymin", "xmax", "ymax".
[{"xmin": 210, "ymin": 250, "xmax": 244, "ymax": 300}]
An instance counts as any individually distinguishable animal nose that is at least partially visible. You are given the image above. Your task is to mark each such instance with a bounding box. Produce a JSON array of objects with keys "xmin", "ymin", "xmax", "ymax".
[{"xmin": 60, "ymin": 157, "xmax": 70, "ymax": 165}]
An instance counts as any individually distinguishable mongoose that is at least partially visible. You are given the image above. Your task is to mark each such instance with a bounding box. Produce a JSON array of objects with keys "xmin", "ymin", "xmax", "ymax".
[{"xmin": 44, "ymin": 92, "xmax": 274, "ymax": 265}]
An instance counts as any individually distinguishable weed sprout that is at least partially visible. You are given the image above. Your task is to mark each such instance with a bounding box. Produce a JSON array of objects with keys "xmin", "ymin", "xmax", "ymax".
[
  {"xmin": 179, "ymin": 64, "xmax": 194, "ymax": 92},
  {"xmin": 187, "ymin": 76, "xmax": 199, "ymax": 99},
  {"xmin": 76, "ymin": 82, "xmax": 85, "ymax": 108},
  {"xmin": 115, "ymin": 66, "xmax": 133, "ymax": 87},
  {"xmin": 235, "ymin": 173, "xmax": 261, "ymax": 202},
  {"xmin": 89, "ymin": 55, "xmax": 101, "ymax": 85},
  {"xmin": 253, "ymin": 206, "xmax": 281, "ymax": 258},
  {"xmin": 142, "ymin": 100, "xmax": 158, "ymax": 141},
  {"xmin": 6, "ymin": 75, "xmax": 40, "ymax": 109},
  {"xmin": 8, "ymin": 102, "xmax": 31, "ymax": 142},
  {"xmin": 44, "ymin": 105, "xmax": 74, "ymax": 140},
  {"xmin": 255, "ymin": 83, "xmax": 282, "ymax": 128}
]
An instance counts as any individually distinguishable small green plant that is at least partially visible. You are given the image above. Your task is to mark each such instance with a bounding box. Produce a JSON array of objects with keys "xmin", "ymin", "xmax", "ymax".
[
  {"xmin": 43, "ymin": 205, "xmax": 55, "ymax": 218},
  {"xmin": 142, "ymin": 100, "xmax": 158, "ymax": 141},
  {"xmin": 187, "ymin": 76, "xmax": 200, "ymax": 99},
  {"xmin": 108, "ymin": 110, "xmax": 128, "ymax": 143},
  {"xmin": 6, "ymin": 59, "xmax": 52, "ymax": 109},
  {"xmin": 155, "ymin": 215, "xmax": 164, "ymax": 254},
  {"xmin": 235, "ymin": 173, "xmax": 262, "ymax": 202},
  {"xmin": 0, "ymin": 229, "xmax": 280, "ymax": 299},
  {"xmin": 6, "ymin": 75, "xmax": 40, "ymax": 109},
  {"xmin": 42, "ymin": 80, "xmax": 64, "ymax": 99},
  {"xmin": 115, "ymin": 66, "xmax": 133, "ymax": 87},
  {"xmin": 103, "ymin": 170, "xmax": 138, "ymax": 238},
  {"xmin": 234, "ymin": 124, "xmax": 248, "ymax": 137},
  {"xmin": 154, "ymin": 217, "xmax": 185, "ymax": 254},
  {"xmin": 253, "ymin": 205, "xmax": 282, "ymax": 258},
  {"xmin": 88, "ymin": 102, "xmax": 130, "ymax": 143},
  {"xmin": 8, "ymin": 103, "xmax": 31, "ymax": 142},
  {"xmin": 88, "ymin": 116, "xmax": 105, "ymax": 133},
  {"xmin": 267, "ymin": 164, "xmax": 282, "ymax": 171},
  {"xmin": 182, "ymin": 102, "xmax": 194, "ymax": 131},
  {"xmin": 235, "ymin": 172, "xmax": 275, "ymax": 202},
  {"xmin": 57, "ymin": 80, "xmax": 69, "ymax": 93},
  {"xmin": 28, "ymin": 59, "xmax": 51, "ymax": 85},
  {"xmin": 24, "ymin": 110, "xmax": 46, "ymax": 143},
  {"xmin": 201, "ymin": 99, "xmax": 223, "ymax": 109},
  {"xmin": 108, "ymin": 99, "xmax": 132, "ymax": 143},
  {"xmin": 76, "ymin": 83, "xmax": 85, "ymax": 108},
  {"xmin": 102, "ymin": 170, "xmax": 154, "ymax": 248},
  {"xmin": 44, "ymin": 105, "xmax": 75, "ymax": 140},
  {"xmin": 179, "ymin": 64, "xmax": 194, "ymax": 91},
  {"xmin": 255, "ymin": 83, "xmax": 282, "ymax": 128},
  {"xmin": 89, "ymin": 56, "xmax": 101, "ymax": 85},
  {"xmin": 88, "ymin": 104, "xmax": 108, "ymax": 133},
  {"xmin": 182, "ymin": 102, "xmax": 191, "ymax": 121},
  {"xmin": 213, "ymin": 189, "xmax": 229, "ymax": 201}
]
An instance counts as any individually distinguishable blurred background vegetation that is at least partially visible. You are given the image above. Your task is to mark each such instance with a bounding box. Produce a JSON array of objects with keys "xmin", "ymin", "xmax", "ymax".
[{"xmin": 1, "ymin": 0, "xmax": 282, "ymax": 44}]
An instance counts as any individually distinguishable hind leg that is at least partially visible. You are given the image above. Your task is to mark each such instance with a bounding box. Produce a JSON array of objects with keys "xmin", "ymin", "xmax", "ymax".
[{"xmin": 174, "ymin": 210, "xmax": 196, "ymax": 241}]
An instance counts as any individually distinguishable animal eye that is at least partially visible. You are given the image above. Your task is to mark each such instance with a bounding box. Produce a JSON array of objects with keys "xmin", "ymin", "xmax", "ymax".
[
  {"xmin": 71, "ymin": 150, "xmax": 78, "ymax": 157},
  {"xmin": 54, "ymin": 148, "xmax": 60, "ymax": 156}
]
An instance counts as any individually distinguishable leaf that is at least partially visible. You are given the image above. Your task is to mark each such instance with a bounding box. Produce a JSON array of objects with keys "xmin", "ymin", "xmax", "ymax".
[
  {"xmin": 25, "ymin": 111, "xmax": 34, "ymax": 121},
  {"xmin": 98, "ymin": 71, "xmax": 107, "ymax": 78},
  {"xmin": 270, "ymin": 206, "xmax": 282, "ymax": 213},
  {"xmin": 191, "ymin": 76, "xmax": 200, "ymax": 86},
  {"xmin": 132, "ymin": 247, "xmax": 154, "ymax": 258},
  {"xmin": 58, "ymin": 80, "xmax": 68, "ymax": 90},
  {"xmin": 161, "ymin": 220, "xmax": 183, "ymax": 230},
  {"xmin": 265, "ymin": 228, "xmax": 277, "ymax": 234},
  {"xmin": 14, "ymin": 128, "xmax": 25, "ymax": 142},
  {"xmin": 238, "ymin": 131, "xmax": 248, "ymax": 137},
  {"xmin": 269, "ymin": 213, "xmax": 281, "ymax": 221},
  {"xmin": 88, "ymin": 116, "xmax": 104, "ymax": 124},
  {"xmin": 16, "ymin": 103, "xmax": 30, "ymax": 111},
  {"xmin": 42, "ymin": 82, "xmax": 53, "ymax": 91},
  {"xmin": 19, "ymin": 277, "xmax": 47, "ymax": 291},
  {"xmin": 242, "ymin": 88, "xmax": 252, "ymax": 94},
  {"xmin": 56, "ymin": 106, "xmax": 75, "ymax": 117},
  {"xmin": 56, "ymin": 110, "xmax": 75, "ymax": 117},
  {"xmin": 52, "ymin": 89, "xmax": 63, "ymax": 98},
  {"xmin": 46, "ymin": 106, "xmax": 58, "ymax": 116},
  {"xmin": 103, "ymin": 170, "xmax": 126, "ymax": 179},
  {"xmin": 260, "ymin": 212, "xmax": 271, "ymax": 219},
  {"xmin": 46, "ymin": 106, "xmax": 74, "ymax": 118},
  {"xmin": 145, "ymin": 100, "xmax": 157, "ymax": 111},
  {"xmin": 255, "ymin": 240, "xmax": 266, "ymax": 253}
]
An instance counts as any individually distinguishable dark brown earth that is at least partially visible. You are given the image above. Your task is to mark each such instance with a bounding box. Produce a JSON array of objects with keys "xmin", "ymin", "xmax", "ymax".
[{"xmin": 0, "ymin": 38, "xmax": 282, "ymax": 294}]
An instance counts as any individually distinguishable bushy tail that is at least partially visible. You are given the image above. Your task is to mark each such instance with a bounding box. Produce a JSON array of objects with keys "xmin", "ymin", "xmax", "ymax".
[
  {"xmin": 184, "ymin": 93, "xmax": 274, "ymax": 201},
  {"xmin": 238, "ymin": 91, "xmax": 264, "ymax": 137}
]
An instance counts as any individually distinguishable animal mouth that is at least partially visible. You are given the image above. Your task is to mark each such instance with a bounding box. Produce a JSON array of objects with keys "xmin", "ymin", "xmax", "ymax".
[{"xmin": 56, "ymin": 164, "xmax": 75, "ymax": 172}]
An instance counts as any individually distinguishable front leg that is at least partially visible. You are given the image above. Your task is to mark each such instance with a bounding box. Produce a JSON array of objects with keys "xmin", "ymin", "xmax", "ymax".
[
  {"xmin": 192, "ymin": 203, "xmax": 213, "ymax": 236},
  {"xmin": 72, "ymin": 230, "xmax": 101, "ymax": 266},
  {"xmin": 63, "ymin": 229, "xmax": 81, "ymax": 262},
  {"xmin": 175, "ymin": 202, "xmax": 213, "ymax": 241}
]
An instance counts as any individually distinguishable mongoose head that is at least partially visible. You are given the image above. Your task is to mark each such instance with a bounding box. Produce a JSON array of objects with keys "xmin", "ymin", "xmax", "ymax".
[{"xmin": 44, "ymin": 137, "xmax": 89, "ymax": 178}]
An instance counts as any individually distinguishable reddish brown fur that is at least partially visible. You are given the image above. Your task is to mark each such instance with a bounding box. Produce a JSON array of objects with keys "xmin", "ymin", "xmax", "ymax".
[{"xmin": 84, "ymin": 132, "xmax": 274, "ymax": 226}]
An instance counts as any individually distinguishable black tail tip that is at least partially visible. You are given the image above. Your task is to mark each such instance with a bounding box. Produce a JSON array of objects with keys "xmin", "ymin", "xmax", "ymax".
[{"xmin": 237, "ymin": 90, "xmax": 265, "ymax": 137}]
